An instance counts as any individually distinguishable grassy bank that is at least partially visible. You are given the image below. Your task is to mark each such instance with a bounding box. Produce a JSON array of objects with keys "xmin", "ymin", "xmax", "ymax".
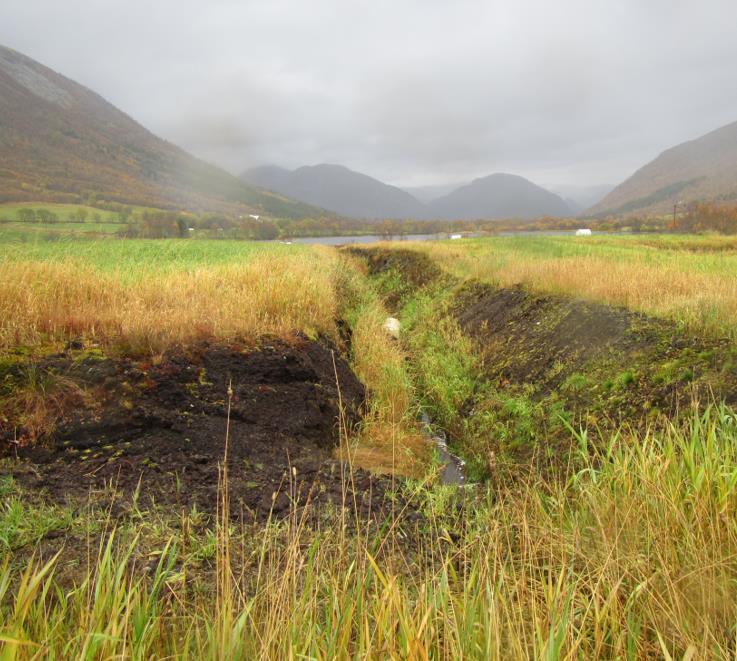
[
  {"xmin": 399, "ymin": 285, "xmax": 563, "ymax": 480},
  {"xmin": 353, "ymin": 242, "xmax": 737, "ymax": 477},
  {"xmin": 415, "ymin": 234, "xmax": 737, "ymax": 337}
]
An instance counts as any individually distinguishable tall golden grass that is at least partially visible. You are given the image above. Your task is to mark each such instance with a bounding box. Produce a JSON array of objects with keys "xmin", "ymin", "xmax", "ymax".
[
  {"xmin": 334, "ymin": 256, "xmax": 430, "ymax": 476},
  {"xmin": 420, "ymin": 241, "xmax": 737, "ymax": 335},
  {"xmin": 0, "ymin": 253, "xmax": 339, "ymax": 353},
  {"xmin": 2, "ymin": 406, "xmax": 736, "ymax": 657},
  {"xmin": 487, "ymin": 256, "xmax": 737, "ymax": 330}
]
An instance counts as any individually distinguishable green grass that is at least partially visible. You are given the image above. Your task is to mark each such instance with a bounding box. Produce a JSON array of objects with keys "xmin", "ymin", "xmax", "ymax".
[
  {"xmin": 399, "ymin": 284, "xmax": 570, "ymax": 478},
  {"xmin": 0, "ymin": 236, "xmax": 310, "ymax": 275},
  {"xmin": 0, "ymin": 221, "xmax": 126, "ymax": 234},
  {"xmin": 443, "ymin": 234, "xmax": 737, "ymax": 278},
  {"xmin": 0, "ymin": 201, "xmax": 154, "ymax": 222},
  {"xmin": 0, "ymin": 202, "xmax": 169, "ymax": 241}
]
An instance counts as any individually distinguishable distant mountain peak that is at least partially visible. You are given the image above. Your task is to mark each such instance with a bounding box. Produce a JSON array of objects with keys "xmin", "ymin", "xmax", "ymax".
[
  {"xmin": 242, "ymin": 163, "xmax": 428, "ymax": 219},
  {"xmin": 427, "ymin": 172, "xmax": 572, "ymax": 220}
]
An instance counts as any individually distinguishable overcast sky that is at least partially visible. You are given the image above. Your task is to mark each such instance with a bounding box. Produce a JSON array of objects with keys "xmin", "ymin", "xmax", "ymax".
[{"xmin": 1, "ymin": 0, "xmax": 736, "ymax": 191}]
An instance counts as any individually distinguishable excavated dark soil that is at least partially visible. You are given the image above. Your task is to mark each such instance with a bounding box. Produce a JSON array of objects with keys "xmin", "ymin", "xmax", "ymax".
[
  {"xmin": 453, "ymin": 282, "xmax": 737, "ymax": 420},
  {"xmin": 1, "ymin": 337, "xmax": 419, "ymax": 521},
  {"xmin": 455, "ymin": 283, "xmax": 648, "ymax": 387}
]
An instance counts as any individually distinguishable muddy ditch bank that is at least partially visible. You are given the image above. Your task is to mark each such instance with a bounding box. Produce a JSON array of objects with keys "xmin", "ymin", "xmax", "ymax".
[
  {"xmin": 350, "ymin": 246, "xmax": 737, "ymax": 468},
  {"xmin": 0, "ymin": 337, "xmax": 426, "ymax": 522},
  {"xmin": 454, "ymin": 282, "xmax": 737, "ymax": 424}
]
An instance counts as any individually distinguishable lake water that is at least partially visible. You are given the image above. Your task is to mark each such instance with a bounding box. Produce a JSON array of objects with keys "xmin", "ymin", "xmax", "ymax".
[
  {"xmin": 286, "ymin": 233, "xmax": 439, "ymax": 245},
  {"xmin": 279, "ymin": 229, "xmax": 626, "ymax": 246}
]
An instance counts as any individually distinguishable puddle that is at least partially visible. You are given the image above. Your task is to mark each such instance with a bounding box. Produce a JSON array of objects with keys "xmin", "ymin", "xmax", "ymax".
[{"xmin": 420, "ymin": 411, "xmax": 466, "ymax": 485}]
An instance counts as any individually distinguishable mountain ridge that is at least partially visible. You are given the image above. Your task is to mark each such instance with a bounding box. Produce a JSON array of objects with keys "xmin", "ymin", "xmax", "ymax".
[
  {"xmin": 427, "ymin": 173, "xmax": 573, "ymax": 220},
  {"xmin": 242, "ymin": 163, "xmax": 428, "ymax": 219},
  {"xmin": 242, "ymin": 165, "xmax": 573, "ymax": 220},
  {"xmin": 0, "ymin": 44, "xmax": 324, "ymax": 218},
  {"xmin": 589, "ymin": 120, "xmax": 737, "ymax": 216}
]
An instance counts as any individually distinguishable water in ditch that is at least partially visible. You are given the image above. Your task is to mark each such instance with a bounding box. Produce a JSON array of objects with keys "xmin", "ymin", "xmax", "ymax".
[{"xmin": 420, "ymin": 411, "xmax": 466, "ymax": 485}]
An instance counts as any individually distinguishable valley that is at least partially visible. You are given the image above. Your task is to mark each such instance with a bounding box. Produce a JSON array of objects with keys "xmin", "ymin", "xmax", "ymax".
[{"xmin": 1, "ymin": 10, "xmax": 737, "ymax": 657}]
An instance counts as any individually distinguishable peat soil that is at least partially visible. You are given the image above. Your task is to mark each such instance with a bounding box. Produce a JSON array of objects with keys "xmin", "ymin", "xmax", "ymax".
[
  {"xmin": 1, "ymin": 337, "xmax": 421, "ymax": 522},
  {"xmin": 454, "ymin": 282, "xmax": 737, "ymax": 425}
]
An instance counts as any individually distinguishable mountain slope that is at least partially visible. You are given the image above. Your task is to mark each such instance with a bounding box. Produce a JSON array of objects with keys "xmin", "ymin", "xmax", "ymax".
[
  {"xmin": 242, "ymin": 164, "xmax": 428, "ymax": 219},
  {"xmin": 0, "ymin": 45, "xmax": 321, "ymax": 217},
  {"xmin": 590, "ymin": 120, "xmax": 737, "ymax": 216},
  {"xmin": 242, "ymin": 165, "xmax": 292, "ymax": 191},
  {"xmin": 427, "ymin": 173, "xmax": 572, "ymax": 220}
]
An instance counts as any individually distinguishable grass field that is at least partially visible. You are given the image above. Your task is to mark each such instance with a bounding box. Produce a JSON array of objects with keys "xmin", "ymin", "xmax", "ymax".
[
  {"xmin": 0, "ymin": 236, "xmax": 306, "ymax": 272},
  {"xmin": 2, "ymin": 234, "xmax": 737, "ymax": 658},
  {"xmin": 0, "ymin": 239, "xmax": 336, "ymax": 353},
  {"xmin": 0, "ymin": 202, "xmax": 162, "ymax": 241},
  {"xmin": 0, "ymin": 222, "xmax": 127, "ymax": 243},
  {"xmin": 0, "ymin": 201, "xmax": 153, "ymax": 222}
]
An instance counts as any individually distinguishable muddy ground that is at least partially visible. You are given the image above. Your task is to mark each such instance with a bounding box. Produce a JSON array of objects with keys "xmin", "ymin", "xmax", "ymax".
[{"xmin": 1, "ymin": 337, "xmax": 422, "ymax": 522}]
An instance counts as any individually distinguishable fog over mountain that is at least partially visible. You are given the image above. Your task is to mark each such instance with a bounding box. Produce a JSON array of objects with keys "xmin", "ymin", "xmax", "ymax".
[
  {"xmin": 1, "ymin": 0, "xmax": 736, "ymax": 195},
  {"xmin": 0, "ymin": 44, "xmax": 321, "ymax": 217},
  {"xmin": 242, "ymin": 164, "xmax": 427, "ymax": 219},
  {"xmin": 549, "ymin": 184, "xmax": 615, "ymax": 212},
  {"xmin": 401, "ymin": 184, "xmax": 465, "ymax": 205},
  {"xmin": 243, "ymin": 165, "xmax": 572, "ymax": 220}
]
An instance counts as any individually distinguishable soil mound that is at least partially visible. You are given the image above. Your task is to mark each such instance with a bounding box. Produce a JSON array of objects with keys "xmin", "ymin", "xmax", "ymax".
[
  {"xmin": 456, "ymin": 283, "xmax": 642, "ymax": 387},
  {"xmin": 455, "ymin": 282, "xmax": 737, "ymax": 422},
  {"xmin": 3, "ymin": 338, "xmax": 414, "ymax": 520}
]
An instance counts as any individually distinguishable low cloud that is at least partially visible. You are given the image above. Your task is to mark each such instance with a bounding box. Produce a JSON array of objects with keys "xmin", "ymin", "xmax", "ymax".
[{"xmin": 1, "ymin": 0, "xmax": 736, "ymax": 188}]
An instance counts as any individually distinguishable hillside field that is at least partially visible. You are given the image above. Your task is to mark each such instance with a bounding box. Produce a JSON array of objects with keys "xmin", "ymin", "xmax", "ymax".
[{"xmin": 1, "ymin": 234, "xmax": 737, "ymax": 657}]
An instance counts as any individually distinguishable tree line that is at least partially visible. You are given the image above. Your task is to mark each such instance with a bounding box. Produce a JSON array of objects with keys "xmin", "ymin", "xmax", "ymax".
[{"xmin": 673, "ymin": 202, "xmax": 737, "ymax": 234}]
